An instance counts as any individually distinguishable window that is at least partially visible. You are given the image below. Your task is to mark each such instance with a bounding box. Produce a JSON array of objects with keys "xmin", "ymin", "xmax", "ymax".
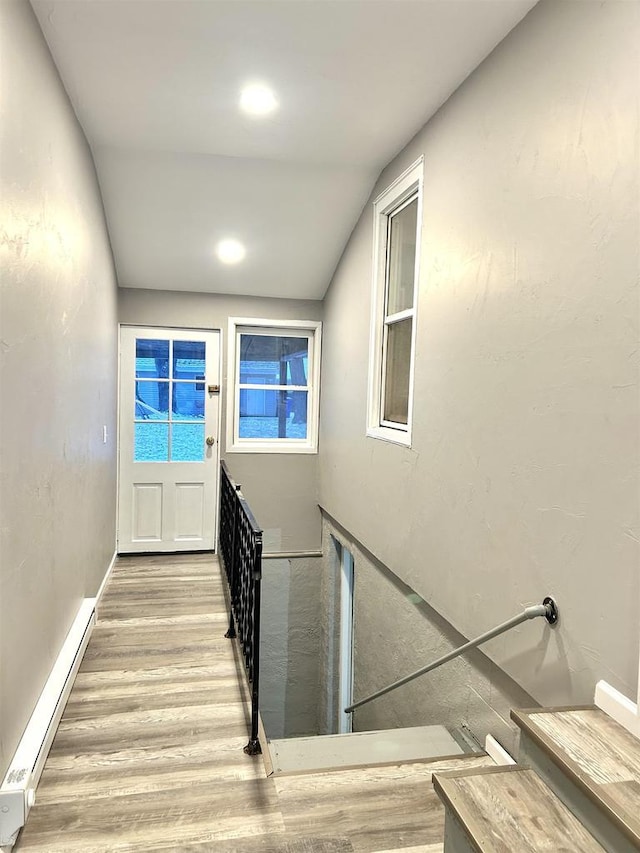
[
  {"xmin": 367, "ymin": 157, "xmax": 423, "ymax": 446},
  {"xmin": 227, "ymin": 318, "xmax": 322, "ymax": 453},
  {"xmin": 133, "ymin": 337, "xmax": 206, "ymax": 462}
]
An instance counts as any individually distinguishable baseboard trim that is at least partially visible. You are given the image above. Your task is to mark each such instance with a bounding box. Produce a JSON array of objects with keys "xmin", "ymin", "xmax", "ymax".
[
  {"xmin": 0, "ymin": 545, "xmax": 118, "ymax": 850},
  {"xmin": 485, "ymin": 734, "xmax": 516, "ymax": 766},
  {"xmin": 594, "ymin": 680, "xmax": 640, "ymax": 739},
  {"xmin": 95, "ymin": 549, "xmax": 117, "ymax": 607},
  {"xmin": 0, "ymin": 596, "xmax": 96, "ymax": 848}
]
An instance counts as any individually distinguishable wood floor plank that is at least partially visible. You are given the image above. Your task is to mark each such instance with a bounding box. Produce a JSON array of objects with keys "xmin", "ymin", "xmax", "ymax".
[
  {"xmin": 78, "ymin": 635, "xmax": 235, "ymax": 671},
  {"xmin": 434, "ymin": 767, "xmax": 605, "ymax": 852},
  {"xmin": 604, "ymin": 780, "xmax": 640, "ymax": 818},
  {"xmin": 17, "ymin": 779, "xmax": 285, "ymax": 852},
  {"xmin": 35, "ymin": 736, "xmax": 270, "ymax": 805},
  {"xmin": 49, "ymin": 704, "xmax": 251, "ymax": 760},
  {"xmin": 374, "ymin": 846, "xmax": 443, "ymax": 853},
  {"xmin": 88, "ymin": 621, "xmax": 226, "ymax": 648},
  {"xmin": 97, "ymin": 598, "xmax": 223, "ymax": 619},
  {"xmin": 275, "ymin": 757, "xmax": 493, "ymax": 853},
  {"xmin": 532, "ymin": 709, "xmax": 640, "ymax": 785},
  {"xmin": 513, "ymin": 707, "xmax": 640, "ymax": 845},
  {"xmin": 63, "ymin": 673, "xmax": 244, "ymax": 719},
  {"xmin": 147, "ymin": 834, "xmax": 356, "ymax": 852}
]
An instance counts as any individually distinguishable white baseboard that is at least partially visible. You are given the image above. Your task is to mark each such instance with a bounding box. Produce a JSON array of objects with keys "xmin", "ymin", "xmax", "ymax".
[
  {"xmin": 95, "ymin": 549, "xmax": 117, "ymax": 607},
  {"xmin": 0, "ymin": 598, "xmax": 96, "ymax": 848},
  {"xmin": 485, "ymin": 734, "xmax": 516, "ymax": 766},
  {"xmin": 594, "ymin": 680, "xmax": 640, "ymax": 739}
]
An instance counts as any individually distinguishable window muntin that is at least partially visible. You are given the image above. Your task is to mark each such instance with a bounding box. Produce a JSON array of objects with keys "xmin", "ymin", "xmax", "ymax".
[
  {"xmin": 133, "ymin": 337, "xmax": 206, "ymax": 462},
  {"xmin": 367, "ymin": 158, "xmax": 423, "ymax": 446},
  {"xmin": 227, "ymin": 319, "xmax": 321, "ymax": 453}
]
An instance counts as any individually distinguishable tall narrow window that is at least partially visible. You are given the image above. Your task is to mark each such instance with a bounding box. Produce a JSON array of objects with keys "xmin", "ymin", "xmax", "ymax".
[
  {"xmin": 227, "ymin": 318, "xmax": 322, "ymax": 453},
  {"xmin": 368, "ymin": 158, "xmax": 423, "ymax": 445}
]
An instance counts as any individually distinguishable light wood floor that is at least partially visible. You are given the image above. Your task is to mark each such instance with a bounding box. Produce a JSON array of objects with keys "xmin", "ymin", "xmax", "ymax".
[
  {"xmin": 14, "ymin": 554, "xmax": 490, "ymax": 853},
  {"xmin": 515, "ymin": 707, "xmax": 640, "ymax": 844},
  {"xmin": 434, "ymin": 766, "xmax": 606, "ymax": 852}
]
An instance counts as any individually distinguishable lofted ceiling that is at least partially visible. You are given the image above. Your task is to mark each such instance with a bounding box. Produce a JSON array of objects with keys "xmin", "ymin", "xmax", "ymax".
[{"xmin": 31, "ymin": 0, "xmax": 537, "ymax": 300}]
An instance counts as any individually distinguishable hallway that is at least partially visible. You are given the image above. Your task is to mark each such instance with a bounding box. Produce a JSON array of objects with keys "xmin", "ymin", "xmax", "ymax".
[
  {"xmin": 14, "ymin": 553, "xmax": 491, "ymax": 852},
  {"xmin": 15, "ymin": 554, "xmax": 283, "ymax": 851}
]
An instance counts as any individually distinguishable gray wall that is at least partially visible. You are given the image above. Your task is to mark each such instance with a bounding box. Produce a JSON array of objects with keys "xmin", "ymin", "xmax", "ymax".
[
  {"xmin": 118, "ymin": 288, "xmax": 323, "ymax": 551},
  {"xmin": 319, "ymin": 0, "xmax": 640, "ymax": 715},
  {"xmin": 0, "ymin": 0, "xmax": 118, "ymax": 777},
  {"xmin": 260, "ymin": 556, "xmax": 322, "ymax": 739}
]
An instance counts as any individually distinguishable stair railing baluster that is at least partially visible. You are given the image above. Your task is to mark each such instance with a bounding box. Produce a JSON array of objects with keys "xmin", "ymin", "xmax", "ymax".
[{"xmin": 218, "ymin": 461, "xmax": 263, "ymax": 756}]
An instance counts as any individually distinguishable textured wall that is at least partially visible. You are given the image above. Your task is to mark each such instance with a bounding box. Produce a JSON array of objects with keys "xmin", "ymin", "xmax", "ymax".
[
  {"xmin": 260, "ymin": 557, "xmax": 322, "ymax": 738},
  {"xmin": 321, "ymin": 515, "xmax": 536, "ymax": 755},
  {"xmin": 319, "ymin": 0, "xmax": 640, "ymax": 713},
  {"xmin": 0, "ymin": 0, "xmax": 118, "ymax": 776},
  {"xmin": 118, "ymin": 288, "xmax": 323, "ymax": 551}
]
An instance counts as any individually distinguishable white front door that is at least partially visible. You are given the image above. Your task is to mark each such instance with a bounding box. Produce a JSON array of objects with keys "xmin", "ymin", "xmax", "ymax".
[{"xmin": 118, "ymin": 326, "xmax": 221, "ymax": 553}]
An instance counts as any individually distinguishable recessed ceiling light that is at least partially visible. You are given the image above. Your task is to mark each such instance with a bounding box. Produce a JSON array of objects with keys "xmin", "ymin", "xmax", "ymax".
[
  {"xmin": 240, "ymin": 83, "xmax": 278, "ymax": 116},
  {"xmin": 216, "ymin": 239, "xmax": 246, "ymax": 265}
]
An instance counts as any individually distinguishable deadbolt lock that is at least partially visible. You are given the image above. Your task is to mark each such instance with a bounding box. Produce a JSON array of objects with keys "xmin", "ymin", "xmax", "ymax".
[
  {"xmin": 206, "ymin": 436, "xmax": 216, "ymax": 447},
  {"xmin": 208, "ymin": 384, "xmax": 220, "ymax": 393}
]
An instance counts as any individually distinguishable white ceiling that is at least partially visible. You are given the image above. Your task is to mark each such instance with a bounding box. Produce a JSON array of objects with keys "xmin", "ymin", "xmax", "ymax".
[{"xmin": 31, "ymin": 0, "xmax": 537, "ymax": 300}]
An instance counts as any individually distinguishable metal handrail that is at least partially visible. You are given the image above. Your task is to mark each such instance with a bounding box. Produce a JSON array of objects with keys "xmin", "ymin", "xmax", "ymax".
[
  {"xmin": 345, "ymin": 597, "xmax": 558, "ymax": 714},
  {"xmin": 218, "ymin": 460, "xmax": 263, "ymax": 755}
]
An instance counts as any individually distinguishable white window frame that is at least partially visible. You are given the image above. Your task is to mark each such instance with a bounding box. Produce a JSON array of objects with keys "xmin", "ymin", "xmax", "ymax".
[
  {"xmin": 367, "ymin": 157, "xmax": 423, "ymax": 447},
  {"xmin": 226, "ymin": 317, "xmax": 322, "ymax": 454}
]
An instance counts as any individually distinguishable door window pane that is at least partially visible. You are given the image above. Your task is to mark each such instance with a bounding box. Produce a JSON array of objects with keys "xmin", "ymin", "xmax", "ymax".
[
  {"xmin": 136, "ymin": 339, "xmax": 169, "ymax": 378},
  {"xmin": 171, "ymin": 423, "xmax": 205, "ymax": 461},
  {"xmin": 383, "ymin": 318, "xmax": 412, "ymax": 425},
  {"xmin": 386, "ymin": 198, "xmax": 418, "ymax": 316},
  {"xmin": 135, "ymin": 422, "xmax": 169, "ymax": 461},
  {"xmin": 172, "ymin": 383, "xmax": 205, "ymax": 420},
  {"xmin": 173, "ymin": 341, "xmax": 206, "ymax": 380},
  {"xmin": 239, "ymin": 390, "xmax": 308, "ymax": 439},
  {"xmin": 135, "ymin": 381, "xmax": 170, "ymax": 419},
  {"xmin": 239, "ymin": 335, "xmax": 308, "ymax": 386}
]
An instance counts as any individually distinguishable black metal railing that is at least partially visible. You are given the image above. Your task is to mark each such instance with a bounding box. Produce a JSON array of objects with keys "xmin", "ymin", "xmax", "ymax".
[{"xmin": 218, "ymin": 460, "xmax": 263, "ymax": 755}]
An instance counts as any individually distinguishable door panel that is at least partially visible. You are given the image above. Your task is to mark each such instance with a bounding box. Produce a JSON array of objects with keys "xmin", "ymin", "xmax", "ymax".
[
  {"xmin": 132, "ymin": 483, "xmax": 163, "ymax": 542},
  {"xmin": 118, "ymin": 327, "xmax": 220, "ymax": 553},
  {"xmin": 175, "ymin": 483, "xmax": 205, "ymax": 540}
]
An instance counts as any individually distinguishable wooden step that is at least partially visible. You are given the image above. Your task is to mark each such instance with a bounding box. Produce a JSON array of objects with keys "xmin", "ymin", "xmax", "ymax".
[
  {"xmin": 512, "ymin": 706, "xmax": 640, "ymax": 853},
  {"xmin": 273, "ymin": 754, "xmax": 493, "ymax": 852},
  {"xmin": 433, "ymin": 765, "xmax": 605, "ymax": 852}
]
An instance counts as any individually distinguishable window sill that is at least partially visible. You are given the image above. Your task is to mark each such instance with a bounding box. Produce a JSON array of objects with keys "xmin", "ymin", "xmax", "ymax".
[
  {"xmin": 227, "ymin": 441, "xmax": 318, "ymax": 455},
  {"xmin": 366, "ymin": 425, "xmax": 411, "ymax": 447}
]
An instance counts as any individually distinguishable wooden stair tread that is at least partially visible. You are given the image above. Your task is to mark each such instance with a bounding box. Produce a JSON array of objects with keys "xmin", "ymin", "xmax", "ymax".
[
  {"xmin": 433, "ymin": 765, "xmax": 605, "ymax": 852},
  {"xmin": 511, "ymin": 706, "xmax": 640, "ymax": 844},
  {"xmin": 273, "ymin": 754, "xmax": 493, "ymax": 852}
]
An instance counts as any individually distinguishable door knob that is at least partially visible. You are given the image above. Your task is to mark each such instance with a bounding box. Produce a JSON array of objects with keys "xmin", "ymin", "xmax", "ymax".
[{"xmin": 206, "ymin": 436, "xmax": 215, "ymax": 447}]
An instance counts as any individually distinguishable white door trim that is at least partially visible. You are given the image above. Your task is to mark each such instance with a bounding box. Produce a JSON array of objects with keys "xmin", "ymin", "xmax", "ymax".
[{"xmin": 339, "ymin": 547, "xmax": 355, "ymax": 734}]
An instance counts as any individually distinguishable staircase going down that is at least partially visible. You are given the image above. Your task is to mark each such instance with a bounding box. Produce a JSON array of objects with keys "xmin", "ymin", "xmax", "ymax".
[
  {"xmin": 432, "ymin": 706, "xmax": 640, "ymax": 853},
  {"xmin": 10, "ymin": 554, "xmax": 640, "ymax": 852}
]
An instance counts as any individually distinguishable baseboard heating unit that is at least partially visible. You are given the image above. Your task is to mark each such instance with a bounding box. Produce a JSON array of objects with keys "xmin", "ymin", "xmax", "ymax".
[{"xmin": 0, "ymin": 598, "xmax": 96, "ymax": 849}]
